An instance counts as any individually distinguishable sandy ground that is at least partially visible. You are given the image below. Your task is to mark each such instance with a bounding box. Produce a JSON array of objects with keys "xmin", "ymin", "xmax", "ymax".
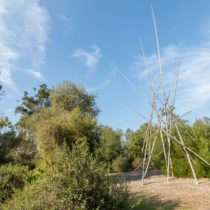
[{"xmin": 114, "ymin": 171, "xmax": 210, "ymax": 210}]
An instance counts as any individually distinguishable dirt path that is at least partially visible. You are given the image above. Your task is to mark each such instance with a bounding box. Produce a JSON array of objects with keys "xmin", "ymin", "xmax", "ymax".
[{"xmin": 116, "ymin": 171, "xmax": 210, "ymax": 210}]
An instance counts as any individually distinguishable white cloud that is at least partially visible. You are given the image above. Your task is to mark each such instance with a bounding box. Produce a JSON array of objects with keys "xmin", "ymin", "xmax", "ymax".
[
  {"xmin": 27, "ymin": 69, "xmax": 44, "ymax": 79},
  {"xmin": 72, "ymin": 45, "xmax": 102, "ymax": 69},
  {"xmin": 135, "ymin": 38, "xmax": 210, "ymax": 112},
  {"xmin": 0, "ymin": 0, "xmax": 49, "ymax": 89}
]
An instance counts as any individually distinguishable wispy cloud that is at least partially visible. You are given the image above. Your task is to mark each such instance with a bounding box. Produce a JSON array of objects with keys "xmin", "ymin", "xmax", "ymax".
[
  {"xmin": 87, "ymin": 80, "xmax": 111, "ymax": 92},
  {"xmin": 0, "ymin": 0, "xmax": 49, "ymax": 89},
  {"xmin": 59, "ymin": 14, "xmax": 71, "ymax": 22},
  {"xmin": 134, "ymin": 36, "xmax": 210, "ymax": 112},
  {"xmin": 72, "ymin": 45, "xmax": 102, "ymax": 69},
  {"xmin": 27, "ymin": 69, "xmax": 44, "ymax": 80},
  {"xmin": 58, "ymin": 14, "xmax": 74, "ymax": 31}
]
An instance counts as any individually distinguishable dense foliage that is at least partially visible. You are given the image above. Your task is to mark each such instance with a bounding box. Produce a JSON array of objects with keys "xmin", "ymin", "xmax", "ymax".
[
  {"xmin": 15, "ymin": 81, "xmax": 100, "ymax": 167},
  {"xmin": 3, "ymin": 143, "xmax": 133, "ymax": 210},
  {"xmin": 0, "ymin": 164, "xmax": 29, "ymax": 204},
  {"xmin": 153, "ymin": 119, "xmax": 210, "ymax": 178}
]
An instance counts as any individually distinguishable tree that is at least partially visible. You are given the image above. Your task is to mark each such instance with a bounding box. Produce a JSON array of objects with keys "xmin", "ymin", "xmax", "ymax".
[
  {"xmin": 16, "ymin": 81, "xmax": 99, "ymax": 126},
  {"xmin": 51, "ymin": 81, "xmax": 99, "ymax": 117},
  {"xmin": 190, "ymin": 118, "xmax": 210, "ymax": 177},
  {"xmin": 0, "ymin": 85, "xmax": 22, "ymax": 165},
  {"xmin": 153, "ymin": 119, "xmax": 210, "ymax": 178},
  {"xmin": 0, "ymin": 118, "xmax": 18, "ymax": 164},
  {"xmin": 15, "ymin": 84, "xmax": 50, "ymax": 117},
  {"xmin": 15, "ymin": 81, "xmax": 100, "ymax": 165},
  {"xmin": 126, "ymin": 125, "xmax": 146, "ymax": 160},
  {"xmin": 97, "ymin": 126, "xmax": 123, "ymax": 167}
]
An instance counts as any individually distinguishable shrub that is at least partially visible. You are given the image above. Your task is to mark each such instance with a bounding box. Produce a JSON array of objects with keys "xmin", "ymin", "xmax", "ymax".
[
  {"xmin": 3, "ymin": 142, "xmax": 135, "ymax": 210},
  {"xmin": 0, "ymin": 164, "xmax": 29, "ymax": 203},
  {"xmin": 112, "ymin": 155, "xmax": 130, "ymax": 173},
  {"xmin": 132, "ymin": 157, "xmax": 142, "ymax": 170}
]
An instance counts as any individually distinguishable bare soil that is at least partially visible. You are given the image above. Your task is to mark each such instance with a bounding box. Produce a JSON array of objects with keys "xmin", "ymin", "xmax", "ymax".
[{"xmin": 115, "ymin": 170, "xmax": 210, "ymax": 210}]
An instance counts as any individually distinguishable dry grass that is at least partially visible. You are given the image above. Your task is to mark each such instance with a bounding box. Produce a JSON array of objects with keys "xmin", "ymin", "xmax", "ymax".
[{"xmin": 113, "ymin": 170, "xmax": 210, "ymax": 210}]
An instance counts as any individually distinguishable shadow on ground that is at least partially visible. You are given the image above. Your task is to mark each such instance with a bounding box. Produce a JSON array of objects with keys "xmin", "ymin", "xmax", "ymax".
[
  {"xmin": 132, "ymin": 193, "xmax": 180, "ymax": 210},
  {"xmin": 110, "ymin": 169, "xmax": 162, "ymax": 182}
]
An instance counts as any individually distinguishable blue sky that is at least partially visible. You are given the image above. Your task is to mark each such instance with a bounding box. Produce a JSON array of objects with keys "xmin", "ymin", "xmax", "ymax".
[{"xmin": 1, "ymin": 0, "xmax": 210, "ymax": 131}]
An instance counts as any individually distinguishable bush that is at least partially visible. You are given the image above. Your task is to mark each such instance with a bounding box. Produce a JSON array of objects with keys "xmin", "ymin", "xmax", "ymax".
[
  {"xmin": 132, "ymin": 157, "xmax": 142, "ymax": 170},
  {"xmin": 3, "ymin": 142, "xmax": 135, "ymax": 210},
  {"xmin": 112, "ymin": 155, "xmax": 130, "ymax": 173},
  {"xmin": 0, "ymin": 164, "xmax": 29, "ymax": 203}
]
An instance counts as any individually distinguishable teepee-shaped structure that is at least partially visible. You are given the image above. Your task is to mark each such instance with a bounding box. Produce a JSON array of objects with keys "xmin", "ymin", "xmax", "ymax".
[{"xmin": 119, "ymin": 4, "xmax": 210, "ymax": 186}]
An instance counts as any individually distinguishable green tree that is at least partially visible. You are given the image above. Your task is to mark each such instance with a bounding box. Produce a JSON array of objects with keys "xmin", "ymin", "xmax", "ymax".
[
  {"xmin": 15, "ymin": 81, "xmax": 100, "ymax": 165},
  {"xmin": 126, "ymin": 125, "xmax": 146, "ymax": 160},
  {"xmin": 153, "ymin": 119, "xmax": 210, "ymax": 178},
  {"xmin": 97, "ymin": 126, "xmax": 123, "ymax": 166},
  {"xmin": 51, "ymin": 81, "xmax": 99, "ymax": 117},
  {"xmin": 0, "ymin": 118, "xmax": 18, "ymax": 164},
  {"xmin": 191, "ymin": 118, "xmax": 210, "ymax": 177},
  {"xmin": 15, "ymin": 84, "xmax": 50, "ymax": 117}
]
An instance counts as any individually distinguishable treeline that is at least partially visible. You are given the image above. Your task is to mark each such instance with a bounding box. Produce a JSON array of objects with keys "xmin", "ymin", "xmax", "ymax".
[
  {"xmin": 97, "ymin": 120, "xmax": 210, "ymax": 177},
  {"xmin": 0, "ymin": 81, "xmax": 209, "ymax": 209}
]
